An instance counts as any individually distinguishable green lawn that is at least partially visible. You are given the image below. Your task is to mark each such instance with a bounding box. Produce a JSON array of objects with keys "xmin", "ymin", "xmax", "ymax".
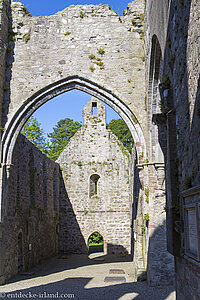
[{"xmin": 88, "ymin": 243, "xmax": 104, "ymax": 253}]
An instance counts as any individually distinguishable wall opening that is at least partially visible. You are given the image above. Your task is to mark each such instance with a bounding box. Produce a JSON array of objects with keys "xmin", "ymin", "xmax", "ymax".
[
  {"xmin": 89, "ymin": 174, "xmax": 100, "ymax": 197},
  {"xmin": 2, "ymin": 77, "xmax": 145, "ymax": 170},
  {"xmin": 88, "ymin": 232, "xmax": 104, "ymax": 254},
  {"xmin": 92, "ymin": 102, "xmax": 97, "ymax": 115},
  {"xmin": 0, "ymin": 78, "xmax": 146, "ymax": 273},
  {"xmin": 148, "ymin": 35, "xmax": 163, "ymax": 162}
]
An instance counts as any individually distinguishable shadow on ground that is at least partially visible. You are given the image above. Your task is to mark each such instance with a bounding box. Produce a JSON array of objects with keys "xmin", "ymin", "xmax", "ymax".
[
  {"xmin": 6, "ymin": 253, "xmax": 132, "ymax": 284},
  {"xmin": 3, "ymin": 277, "xmax": 175, "ymax": 300},
  {"xmin": 3, "ymin": 254, "xmax": 175, "ymax": 300}
]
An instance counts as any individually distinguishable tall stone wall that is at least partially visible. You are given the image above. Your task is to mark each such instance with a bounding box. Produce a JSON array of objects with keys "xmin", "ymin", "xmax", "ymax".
[
  {"xmin": 0, "ymin": 0, "xmax": 175, "ymax": 288},
  {"xmin": 162, "ymin": 0, "xmax": 200, "ymax": 298},
  {"xmin": 57, "ymin": 98, "xmax": 132, "ymax": 254},
  {"xmin": 3, "ymin": 0, "xmax": 145, "ymax": 132},
  {"xmin": 125, "ymin": 0, "xmax": 174, "ymax": 286},
  {"xmin": 145, "ymin": 0, "xmax": 200, "ymax": 297},
  {"xmin": 0, "ymin": 0, "xmax": 10, "ymax": 130},
  {"xmin": 0, "ymin": 134, "xmax": 60, "ymax": 282}
]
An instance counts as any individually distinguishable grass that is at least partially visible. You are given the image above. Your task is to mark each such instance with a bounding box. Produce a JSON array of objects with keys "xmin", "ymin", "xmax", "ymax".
[{"xmin": 89, "ymin": 243, "xmax": 104, "ymax": 253}]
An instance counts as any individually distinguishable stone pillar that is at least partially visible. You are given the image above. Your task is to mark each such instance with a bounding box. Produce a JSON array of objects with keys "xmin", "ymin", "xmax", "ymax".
[
  {"xmin": 133, "ymin": 161, "xmax": 174, "ymax": 285},
  {"xmin": 132, "ymin": 165, "xmax": 147, "ymax": 281},
  {"xmin": 147, "ymin": 163, "xmax": 174, "ymax": 286}
]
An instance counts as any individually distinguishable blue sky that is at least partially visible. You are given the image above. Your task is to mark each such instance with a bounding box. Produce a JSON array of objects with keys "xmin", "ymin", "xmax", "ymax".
[
  {"xmin": 34, "ymin": 90, "xmax": 120, "ymax": 134},
  {"xmin": 20, "ymin": 0, "xmax": 131, "ymax": 17},
  {"xmin": 19, "ymin": 0, "xmax": 132, "ymax": 134}
]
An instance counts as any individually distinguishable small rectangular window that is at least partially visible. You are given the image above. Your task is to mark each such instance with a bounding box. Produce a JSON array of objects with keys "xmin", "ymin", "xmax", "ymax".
[{"xmin": 92, "ymin": 102, "xmax": 97, "ymax": 115}]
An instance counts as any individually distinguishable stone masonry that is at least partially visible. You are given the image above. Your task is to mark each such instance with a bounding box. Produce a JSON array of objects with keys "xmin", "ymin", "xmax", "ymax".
[
  {"xmin": 57, "ymin": 98, "xmax": 131, "ymax": 255},
  {"xmin": 0, "ymin": 0, "xmax": 199, "ymax": 297},
  {"xmin": 145, "ymin": 0, "xmax": 200, "ymax": 297},
  {"xmin": 0, "ymin": 0, "xmax": 177, "ymax": 290},
  {"xmin": 0, "ymin": 134, "xmax": 60, "ymax": 282},
  {"xmin": 3, "ymin": 0, "xmax": 146, "ymax": 149}
]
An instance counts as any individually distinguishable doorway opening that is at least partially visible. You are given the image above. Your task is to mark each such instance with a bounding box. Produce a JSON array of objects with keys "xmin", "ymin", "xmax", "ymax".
[{"xmin": 88, "ymin": 232, "xmax": 104, "ymax": 254}]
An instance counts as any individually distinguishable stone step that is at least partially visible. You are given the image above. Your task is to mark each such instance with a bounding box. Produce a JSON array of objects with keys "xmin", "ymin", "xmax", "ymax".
[
  {"xmin": 104, "ymin": 276, "xmax": 126, "ymax": 283},
  {"xmin": 109, "ymin": 269, "xmax": 125, "ymax": 274}
]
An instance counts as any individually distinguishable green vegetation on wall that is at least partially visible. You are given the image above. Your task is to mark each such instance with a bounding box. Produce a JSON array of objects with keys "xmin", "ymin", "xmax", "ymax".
[
  {"xmin": 21, "ymin": 116, "xmax": 49, "ymax": 154},
  {"xmin": 22, "ymin": 116, "xmax": 134, "ymax": 160},
  {"xmin": 107, "ymin": 119, "xmax": 134, "ymax": 153}
]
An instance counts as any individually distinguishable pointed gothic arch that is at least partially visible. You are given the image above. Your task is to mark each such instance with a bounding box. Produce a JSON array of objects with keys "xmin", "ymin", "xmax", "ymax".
[
  {"xmin": 148, "ymin": 35, "xmax": 163, "ymax": 162},
  {"xmin": 2, "ymin": 76, "xmax": 146, "ymax": 166},
  {"xmin": 88, "ymin": 231, "xmax": 104, "ymax": 254},
  {"xmin": 0, "ymin": 75, "xmax": 146, "ymax": 222}
]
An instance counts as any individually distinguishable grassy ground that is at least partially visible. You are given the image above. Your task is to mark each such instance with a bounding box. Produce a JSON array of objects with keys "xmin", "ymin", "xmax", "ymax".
[{"xmin": 88, "ymin": 243, "xmax": 104, "ymax": 253}]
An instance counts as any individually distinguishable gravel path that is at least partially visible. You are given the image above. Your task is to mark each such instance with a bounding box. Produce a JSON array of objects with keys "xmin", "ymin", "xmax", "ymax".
[{"xmin": 0, "ymin": 254, "xmax": 176, "ymax": 300}]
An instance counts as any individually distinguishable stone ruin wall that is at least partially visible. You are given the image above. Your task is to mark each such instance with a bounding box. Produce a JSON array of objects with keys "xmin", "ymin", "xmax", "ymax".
[
  {"xmin": 57, "ymin": 98, "xmax": 132, "ymax": 255},
  {"xmin": 128, "ymin": 0, "xmax": 175, "ymax": 286},
  {"xmin": 145, "ymin": 0, "xmax": 200, "ymax": 296},
  {"xmin": 0, "ymin": 0, "xmax": 176, "ymax": 287},
  {"xmin": 0, "ymin": 0, "xmax": 199, "ymax": 295},
  {"xmin": 1, "ymin": 134, "xmax": 60, "ymax": 282},
  {"xmin": 161, "ymin": 0, "xmax": 200, "ymax": 298},
  {"xmin": 3, "ymin": 0, "xmax": 146, "ymax": 133}
]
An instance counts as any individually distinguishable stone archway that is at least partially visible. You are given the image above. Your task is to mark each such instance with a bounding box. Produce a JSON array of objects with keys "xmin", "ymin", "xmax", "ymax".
[
  {"xmin": 88, "ymin": 232, "xmax": 104, "ymax": 254},
  {"xmin": 0, "ymin": 76, "xmax": 146, "ymax": 220},
  {"xmin": 1, "ymin": 76, "xmax": 146, "ymax": 167}
]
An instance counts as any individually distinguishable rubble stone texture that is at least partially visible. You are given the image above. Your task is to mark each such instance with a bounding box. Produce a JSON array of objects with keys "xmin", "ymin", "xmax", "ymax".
[
  {"xmin": 2, "ymin": 0, "xmax": 196, "ymax": 292},
  {"xmin": 2, "ymin": 134, "xmax": 60, "ymax": 281},
  {"xmin": 146, "ymin": 0, "xmax": 200, "ymax": 297},
  {"xmin": 57, "ymin": 98, "xmax": 131, "ymax": 255}
]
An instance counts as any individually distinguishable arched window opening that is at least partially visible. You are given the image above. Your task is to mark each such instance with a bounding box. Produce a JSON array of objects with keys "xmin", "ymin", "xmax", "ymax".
[
  {"xmin": 89, "ymin": 174, "xmax": 100, "ymax": 197},
  {"xmin": 88, "ymin": 232, "xmax": 104, "ymax": 254},
  {"xmin": 18, "ymin": 233, "xmax": 23, "ymax": 273},
  {"xmin": 92, "ymin": 102, "xmax": 97, "ymax": 115},
  {"xmin": 149, "ymin": 35, "xmax": 162, "ymax": 115},
  {"xmin": 148, "ymin": 35, "xmax": 163, "ymax": 162}
]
